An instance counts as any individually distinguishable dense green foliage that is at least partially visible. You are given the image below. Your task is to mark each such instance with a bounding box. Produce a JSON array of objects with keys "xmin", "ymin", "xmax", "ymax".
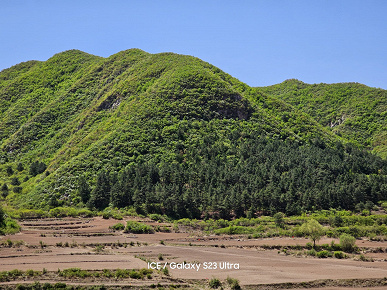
[
  {"xmin": 0, "ymin": 50, "xmax": 386, "ymax": 219},
  {"xmin": 124, "ymin": 221, "xmax": 154, "ymax": 234},
  {"xmin": 256, "ymin": 79, "xmax": 387, "ymax": 158}
]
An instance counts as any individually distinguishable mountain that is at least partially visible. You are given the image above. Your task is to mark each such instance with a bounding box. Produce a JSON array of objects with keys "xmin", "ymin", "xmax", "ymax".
[
  {"xmin": 0, "ymin": 50, "xmax": 386, "ymax": 218},
  {"xmin": 256, "ymin": 79, "xmax": 387, "ymax": 159}
]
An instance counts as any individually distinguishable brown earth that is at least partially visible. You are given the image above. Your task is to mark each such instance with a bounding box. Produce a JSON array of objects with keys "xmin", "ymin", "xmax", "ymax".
[{"xmin": 1, "ymin": 217, "xmax": 387, "ymax": 289}]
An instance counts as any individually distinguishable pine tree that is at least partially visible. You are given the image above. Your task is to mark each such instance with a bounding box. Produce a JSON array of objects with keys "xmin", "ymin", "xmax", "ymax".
[
  {"xmin": 78, "ymin": 175, "xmax": 91, "ymax": 203},
  {"xmin": 88, "ymin": 170, "xmax": 111, "ymax": 210}
]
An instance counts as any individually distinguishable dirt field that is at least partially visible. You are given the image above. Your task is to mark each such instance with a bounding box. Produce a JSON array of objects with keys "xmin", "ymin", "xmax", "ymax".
[{"xmin": 1, "ymin": 217, "xmax": 387, "ymax": 289}]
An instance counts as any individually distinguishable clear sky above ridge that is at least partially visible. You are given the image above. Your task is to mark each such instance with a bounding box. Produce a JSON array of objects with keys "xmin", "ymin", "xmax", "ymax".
[{"xmin": 1, "ymin": 0, "xmax": 386, "ymax": 89}]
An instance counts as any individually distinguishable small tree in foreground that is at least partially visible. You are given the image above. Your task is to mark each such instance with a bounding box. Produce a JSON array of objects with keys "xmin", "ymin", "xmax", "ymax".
[
  {"xmin": 340, "ymin": 233, "xmax": 356, "ymax": 252},
  {"xmin": 273, "ymin": 212, "xmax": 285, "ymax": 228},
  {"xmin": 300, "ymin": 219, "xmax": 324, "ymax": 249}
]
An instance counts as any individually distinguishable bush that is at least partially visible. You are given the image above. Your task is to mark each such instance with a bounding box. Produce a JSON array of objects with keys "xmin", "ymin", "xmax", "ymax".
[
  {"xmin": 149, "ymin": 214, "xmax": 165, "ymax": 222},
  {"xmin": 214, "ymin": 225, "xmax": 254, "ymax": 235},
  {"xmin": 0, "ymin": 206, "xmax": 5, "ymax": 227},
  {"xmin": 0, "ymin": 218, "xmax": 21, "ymax": 235},
  {"xmin": 6, "ymin": 166, "xmax": 13, "ymax": 176},
  {"xmin": 1, "ymin": 184, "xmax": 8, "ymax": 197},
  {"xmin": 124, "ymin": 221, "xmax": 154, "ymax": 234},
  {"xmin": 333, "ymin": 251, "xmax": 345, "ymax": 259},
  {"xmin": 209, "ymin": 277, "xmax": 221, "ymax": 289},
  {"xmin": 273, "ymin": 212, "xmax": 285, "ymax": 228},
  {"xmin": 16, "ymin": 163, "xmax": 24, "ymax": 172},
  {"xmin": 227, "ymin": 276, "xmax": 241, "ymax": 290},
  {"xmin": 13, "ymin": 187, "xmax": 22, "ymax": 193},
  {"xmin": 29, "ymin": 161, "xmax": 47, "ymax": 176},
  {"xmin": 110, "ymin": 223, "xmax": 125, "ymax": 231},
  {"xmin": 11, "ymin": 178, "xmax": 20, "ymax": 186},
  {"xmin": 102, "ymin": 212, "xmax": 112, "ymax": 219},
  {"xmin": 340, "ymin": 233, "xmax": 356, "ymax": 252},
  {"xmin": 316, "ymin": 250, "xmax": 330, "ymax": 258}
]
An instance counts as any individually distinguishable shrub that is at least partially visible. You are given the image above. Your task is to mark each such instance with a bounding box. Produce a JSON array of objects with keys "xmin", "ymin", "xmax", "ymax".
[
  {"xmin": 209, "ymin": 277, "xmax": 221, "ymax": 288},
  {"xmin": 16, "ymin": 163, "xmax": 24, "ymax": 172},
  {"xmin": 340, "ymin": 233, "xmax": 356, "ymax": 252},
  {"xmin": 331, "ymin": 215, "xmax": 344, "ymax": 227},
  {"xmin": 13, "ymin": 187, "xmax": 22, "ymax": 193},
  {"xmin": 273, "ymin": 212, "xmax": 285, "ymax": 228},
  {"xmin": 129, "ymin": 270, "xmax": 143, "ymax": 279},
  {"xmin": 0, "ymin": 218, "xmax": 21, "ymax": 235},
  {"xmin": 29, "ymin": 161, "xmax": 47, "ymax": 176},
  {"xmin": 25, "ymin": 269, "xmax": 36, "ymax": 277},
  {"xmin": 214, "ymin": 225, "xmax": 254, "ymax": 235},
  {"xmin": 11, "ymin": 177, "xmax": 20, "ymax": 186},
  {"xmin": 110, "ymin": 223, "xmax": 125, "ymax": 231},
  {"xmin": 0, "ymin": 206, "xmax": 5, "ymax": 227},
  {"xmin": 316, "ymin": 250, "xmax": 329, "ymax": 258},
  {"xmin": 149, "ymin": 214, "xmax": 165, "ymax": 222},
  {"xmin": 1, "ymin": 183, "xmax": 8, "ymax": 191},
  {"xmin": 124, "ymin": 221, "xmax": 154, "ymax": 234},
  {"xmin": 227, "ymin": 276, "xmax": 241, "ymax": 290},
  {"xmin": 333, "ymin": 251, "xmax": 345, "ymax": 259},
  {"xmin": 6, "ymin": 166, "xmax": 13, "ymax": 176},
  {"xmin": 162, "ymin": 267, "xmax": 169, "ymax": 276}
]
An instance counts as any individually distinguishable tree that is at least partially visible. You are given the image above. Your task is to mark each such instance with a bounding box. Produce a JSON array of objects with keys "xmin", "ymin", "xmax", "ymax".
[
  {"xmin": 300, "ymin": 219, "xmax": 325, "ymax": 248},
  {"xmin": 1, "ymin": 183, "xmax": 8, "ymax": 198},
  {"xmin": 11, "ymin": 177, "xmax": 20, "ymax": 186},
  {"xmin": 77, "ymin": 175, "xmax": 91, "ymax": 203},
  {"xmin": 88, "ymin": 170, "xmax": 110, "ymax": 210},
  {"xmin": 0, "ymin": 205, "xmax": 5, "ymax": 227},
  {"xmin": 29, "ymin": 161, "xmax": 47, "ymax": 176},
  {"xmin": 273, "ymin": 212, "xmax": 285, "ymax": 228},
  {"xmin": 16, "ymin": 163, "xmax": 24, "ymax": 172},
  {"xmin": 340, "ymin": 233, "xmax": 356, "ymax": 252},
  {"xmin": 6, "ymin": 166, "xmax": 13, "ymax": 176}
]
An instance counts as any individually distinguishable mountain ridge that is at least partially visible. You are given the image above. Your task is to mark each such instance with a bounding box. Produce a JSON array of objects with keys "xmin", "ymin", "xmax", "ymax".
[
  {"xmin": 0, "ymin": 50, "xmax": 386, "ymax": 217},
  {"xmin": 256, "ymin": 79, "xmax": 387, "ymax": 158}
]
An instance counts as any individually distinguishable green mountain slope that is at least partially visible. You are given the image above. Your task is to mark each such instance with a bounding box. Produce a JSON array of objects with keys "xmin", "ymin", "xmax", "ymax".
[
  {"xmin": 0, "ymin": 51, "xmax": 386, "ymax": 217},
  {"xmin": 256, "ymin": 79, "xmax": 387, "ymax": 158}
]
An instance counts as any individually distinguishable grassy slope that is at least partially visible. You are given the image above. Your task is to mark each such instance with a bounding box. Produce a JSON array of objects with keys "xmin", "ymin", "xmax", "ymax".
[
  {"xmin": 0, "ymin": 50, "xmax": 384, "ymax": 211},
  {"xmin": 256, "ymin": 79, "xmax": 387, "ymax": 158}
]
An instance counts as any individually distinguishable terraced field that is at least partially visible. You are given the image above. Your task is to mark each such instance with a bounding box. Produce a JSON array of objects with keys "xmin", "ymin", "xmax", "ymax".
[{"xmin": 1, "ymin": 217, "xmax": 387, "ymax": 289}]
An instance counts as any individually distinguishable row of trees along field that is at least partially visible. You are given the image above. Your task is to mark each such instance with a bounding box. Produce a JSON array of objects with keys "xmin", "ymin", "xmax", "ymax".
[{"xmin": 77, "ymin": 132, "xmax": 387, "ymax": 219}]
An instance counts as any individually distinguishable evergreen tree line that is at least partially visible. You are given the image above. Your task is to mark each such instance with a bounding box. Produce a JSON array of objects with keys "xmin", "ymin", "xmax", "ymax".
[{"xmin": 80, "ymin": 134, "xmax": 387, "ymax": 219}]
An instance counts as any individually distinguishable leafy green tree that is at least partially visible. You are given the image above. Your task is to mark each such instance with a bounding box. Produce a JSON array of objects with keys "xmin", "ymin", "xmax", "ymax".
[
  {"xmin": 300, "ymin": 219, "xmax": 325, "ymax": 248},
  {"xmin": 340, "ymin": 233, "xmax": 356, "ymax": 252}
]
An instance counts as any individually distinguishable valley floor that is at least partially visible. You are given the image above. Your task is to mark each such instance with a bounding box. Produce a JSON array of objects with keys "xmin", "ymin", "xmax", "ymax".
[{"xmin": 1, "ymin": 217, "xmax": 387, "ymax": 289}]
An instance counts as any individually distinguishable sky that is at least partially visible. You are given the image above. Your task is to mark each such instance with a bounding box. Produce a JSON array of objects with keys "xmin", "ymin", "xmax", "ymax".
[{"xmin": 1, "ymin": 0, "xmax": 387, "ymax": 89}]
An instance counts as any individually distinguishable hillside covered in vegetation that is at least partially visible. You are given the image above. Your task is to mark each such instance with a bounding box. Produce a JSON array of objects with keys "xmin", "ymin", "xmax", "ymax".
[
  {"xmin": 256, "ymin": 79, "xmax": 387, "ymax": 159},
  {"xmin": 0, "ymin": 50, "xmax": 386, "ymax": 218}
]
